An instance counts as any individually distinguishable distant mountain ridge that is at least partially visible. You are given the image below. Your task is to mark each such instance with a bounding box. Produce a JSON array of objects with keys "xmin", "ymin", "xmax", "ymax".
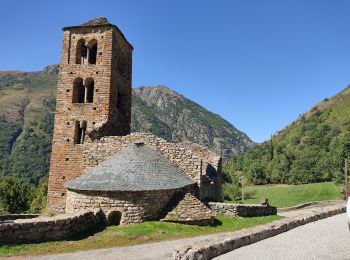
[{"xmin": 0, "ymin": 65, "xmax": 254, "ymax": 184}]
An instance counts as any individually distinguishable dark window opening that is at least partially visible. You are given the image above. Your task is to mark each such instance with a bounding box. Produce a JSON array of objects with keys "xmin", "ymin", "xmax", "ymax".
[
  {"xmin": 88, "ymin": 40, "xmax": 97, "ymax": 65},
  {"xmin": 85, "ymin": 78, "xmax": 94, "ymax": 103},
  {"xmin": 117, "ymin": 92, "xmax": 123, "ymax": 109},
  {"xmin": 76, "ymin": 39, "xmax": 87, "ymax": 64},
  {"xmin": 74, "ymin": 120, "xmax": 87, "ymax": 145},
  {"xmin": 107, "ymin": 211, "xmax": 122, "ymax": 226},
  {"xmin": 72, "ymin": 78, "xmax": 84, "ymax": 103}
]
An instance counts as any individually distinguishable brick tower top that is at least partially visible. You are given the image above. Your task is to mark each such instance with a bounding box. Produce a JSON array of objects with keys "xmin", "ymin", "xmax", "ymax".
[
  {"xmin": 58, "ymin": 16, "xmax": 133, "ymax": 139},
  {"xmin": 47, "ymin": 17, "xmax": 133, "ymax": 212}
]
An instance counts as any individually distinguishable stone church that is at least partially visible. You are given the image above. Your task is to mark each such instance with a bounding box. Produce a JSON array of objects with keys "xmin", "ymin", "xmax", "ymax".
[{"xmin": 47, "ymin": 17, "xmax": 222, "ymax": 225}]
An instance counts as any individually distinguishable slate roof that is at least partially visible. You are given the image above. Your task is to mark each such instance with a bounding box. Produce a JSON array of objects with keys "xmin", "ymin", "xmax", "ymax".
[
  {"xmin": 79, "ymin": 17, "xmax": 111, "ymax": 27},
  {"xmin": 65, "ymin": 143, "xmax": 196, "ymax": 192}
]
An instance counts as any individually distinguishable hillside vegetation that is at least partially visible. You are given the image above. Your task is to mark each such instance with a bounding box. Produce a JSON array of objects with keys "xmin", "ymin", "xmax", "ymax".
[
  {"xmin": 0, "ymin": 65, "xmax": 254, "ymax": 187},
  {"xmin": 240, "ymin": 182, "xmax": 343, "ymax": 207},
  {"xmin": 225, "ymin": 86, "xmax": 350, "ymax": 185}
]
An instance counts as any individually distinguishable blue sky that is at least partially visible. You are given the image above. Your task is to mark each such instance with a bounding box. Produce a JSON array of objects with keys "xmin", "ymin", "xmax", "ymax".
[{"xmin": 1, "ymin": 0, "xmax": 349, "ymax": 143}]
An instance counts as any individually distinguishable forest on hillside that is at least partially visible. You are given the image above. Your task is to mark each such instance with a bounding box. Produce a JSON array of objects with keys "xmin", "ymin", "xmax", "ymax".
[{"xmin": 224, "ymin": 91, "xmax": 350, "ymax": 192}]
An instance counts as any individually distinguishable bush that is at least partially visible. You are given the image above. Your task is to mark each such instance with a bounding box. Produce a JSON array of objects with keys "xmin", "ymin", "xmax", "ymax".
[{"xmin": 0, "ymin": 176, "xmax": 32, "ymax": 214}]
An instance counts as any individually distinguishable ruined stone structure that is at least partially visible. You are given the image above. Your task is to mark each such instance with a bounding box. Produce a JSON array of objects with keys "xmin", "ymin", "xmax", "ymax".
[
  {"xmin": 47, "ymin": 17, "xmax": 133, "ymax": 212},
  {"xmin": 47, "ymin": 17, "xmax": 222, "ymax": 225}
]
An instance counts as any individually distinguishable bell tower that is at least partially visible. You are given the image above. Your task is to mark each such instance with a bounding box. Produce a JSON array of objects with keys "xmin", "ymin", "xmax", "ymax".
[{"xmin": 47, "ymin": 17, "xmax": 133, "ymax": 212}]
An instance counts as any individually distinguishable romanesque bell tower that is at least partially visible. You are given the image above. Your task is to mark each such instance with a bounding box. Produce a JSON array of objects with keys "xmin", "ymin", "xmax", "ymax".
[{"xmin": 47, "ymin": 17, "xmax": 133, "ymax": 212}]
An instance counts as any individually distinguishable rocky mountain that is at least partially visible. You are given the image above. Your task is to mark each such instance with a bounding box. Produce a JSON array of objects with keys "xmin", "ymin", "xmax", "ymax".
[
  {"xmin": 132, "ymin": 86, "xmax": 254, "ymax": 162},
  {"xmin": 225, "ymin": 85, "xmax": 350, "ymax": 185},
  {"xmin": 0, "ymin": 65, "xmax": 254, "ymax": 184}
]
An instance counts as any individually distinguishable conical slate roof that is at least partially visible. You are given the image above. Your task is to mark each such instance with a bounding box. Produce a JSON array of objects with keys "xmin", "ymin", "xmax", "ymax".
[{"xmin": 65, "ymin": 143, "xmax": 195, "ymax": 191}]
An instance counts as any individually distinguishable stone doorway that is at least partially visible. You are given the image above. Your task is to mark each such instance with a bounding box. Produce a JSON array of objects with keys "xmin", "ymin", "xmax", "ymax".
[{"xmin": 107, "ymin": 210, "xmax": 122, "ymax": 226}]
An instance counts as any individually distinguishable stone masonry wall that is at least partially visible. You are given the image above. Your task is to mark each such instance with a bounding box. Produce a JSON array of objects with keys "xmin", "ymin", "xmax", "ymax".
[
  {"xmin": 207, "ymin": 202, "xmax": 277, "ymax": 217},
  {"xmin": 0, "ymin": 210, "xmax": 103, "ymax": 244},
  {"xmin": 180, "ymin": 141, "xmax": 222, "ymax": 201},
  {"xmin": 66, "ymin": 188, "xmax": 177, "ymax": 224},
  {"xmin": 82, "ymin": 133, "xmax": 203, "ymax": 183}
]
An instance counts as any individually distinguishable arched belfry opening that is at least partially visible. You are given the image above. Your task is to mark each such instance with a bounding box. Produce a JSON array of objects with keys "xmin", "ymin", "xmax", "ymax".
[
  {"xmin": 76, "ymin": 39, "xmax": 87, "ymax": 64},
  {"xmin": 87, "ymin": 39, "xmax": 97, "ymax": 65},
  {"xmin": 85, "ymin": 78, "xmax": 94, "ymax": 103},
  {"xmin": 74, "ymin": 120, "xmax": 87, "ymax": 145},
  {"xmin": 72, "ymin": 78, "xmax": 94, "ymax": 104},
  {"xmin": 72, "ymin": 78, "xmax": 84, "ymax": 103}
]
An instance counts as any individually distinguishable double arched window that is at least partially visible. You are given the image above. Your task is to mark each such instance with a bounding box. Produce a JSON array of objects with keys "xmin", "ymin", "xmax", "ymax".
[
  {"xmin": 72, "ymin": 78, "xmax": 94, "ymax": 103},
  {"xmin": 74, "ymin": 120, "xmax": 87, "ymax": 145},
  {"xmin": 76, "ymin": 39, "xmax": 97, "ymax": 65}
]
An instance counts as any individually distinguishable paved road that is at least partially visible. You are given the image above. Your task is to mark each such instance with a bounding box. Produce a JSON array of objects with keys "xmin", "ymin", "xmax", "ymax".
[
  {"xmin": 215, "ymin": 213, "xmax": 350, "ymax": 260},
  {"xmin": 29, "ymin": 232, "xmax": 230, "ymax": 260}
]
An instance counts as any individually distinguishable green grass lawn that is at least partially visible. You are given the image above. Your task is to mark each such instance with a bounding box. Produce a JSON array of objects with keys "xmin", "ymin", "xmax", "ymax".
[
  {"xmin": 240, "ymin": 182, "xmax": 343, "ymax": 208},
  {"xmin": 0, "ymin": 215, "xmax": 282, "ymax": 257}
]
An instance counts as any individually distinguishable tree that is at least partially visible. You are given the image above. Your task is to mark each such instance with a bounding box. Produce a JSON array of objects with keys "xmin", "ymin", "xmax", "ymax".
[
  {"xmin": 29, "ymin": 179, "xmax": 48, "ymax": 213},
  {"xmin": 0, "ymin": 176, "xmax": 32, "ymax": 214},
  {"xmin": 246, "ymin": 161, "xmax": 267, "ymax": 185}
]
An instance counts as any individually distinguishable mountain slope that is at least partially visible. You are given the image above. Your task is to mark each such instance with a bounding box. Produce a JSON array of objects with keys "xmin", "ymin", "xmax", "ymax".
[
  {"xmin": 132, "ymin": 86, "xmax": 254, "ymax": 162},
  {"xmin": 225, "ymin": 85, "xmax": 350, "ymax": 185},
  {"xmin": 0, "ymin": 66, "xmax": 254, "ymax": 184}
]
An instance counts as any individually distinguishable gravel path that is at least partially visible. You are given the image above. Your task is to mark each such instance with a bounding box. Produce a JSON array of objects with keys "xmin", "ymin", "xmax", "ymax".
[{"xmin": 214, "ymin": 213, "xmax": 350, "ymax": 260}]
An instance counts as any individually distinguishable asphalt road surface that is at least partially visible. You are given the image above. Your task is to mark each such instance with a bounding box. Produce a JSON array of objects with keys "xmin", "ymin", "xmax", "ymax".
[{"xmin": 214, "ymin": 213, "xmax": 350, "ymax": 260}]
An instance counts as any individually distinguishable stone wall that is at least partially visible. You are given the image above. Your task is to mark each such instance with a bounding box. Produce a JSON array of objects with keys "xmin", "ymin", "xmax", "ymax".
[
  {"xmin": 82, "ymin": 133, "xmax": 203, "ymax": 183},
  {"xmin": 180, "ymin": 141, "xmax": 222, "ymax": 201},
  {"xmin": 207, "ymin": 202, "xmax": 277, "ymax": 217},
  {"xmin": 0, "ymin": 210, "xmax": 103, "ymax": 244},
  {"xmin": 162, "ymin": 193, "xmax": 214, "ymax": 226},
  {"xmin": 66, "ymin": 188, "xmax": 178, "ymax": 224}
]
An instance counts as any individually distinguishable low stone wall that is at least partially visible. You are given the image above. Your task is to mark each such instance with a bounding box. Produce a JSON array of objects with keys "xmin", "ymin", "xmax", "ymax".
[
  {"xmin": 0, "ymin": 214, "xmax": 39, "ymax": 221},
  {"xmin": 66, "ymin": 189, "xmax": 177, "ymax": 225},
  {"xmin": 278, "ymin": 200, "xmax": 343, "ymax": 212},
  {"xmin": 207, "ymin": 202, "xmax": 277, "ymax": 217},
  {"xmin": 0, "ymin": 210, "xmax": 103, "ymax": 244},
  {"xmin": 173, "ymin": 204, "xmax": 345, "ymax": 259}
]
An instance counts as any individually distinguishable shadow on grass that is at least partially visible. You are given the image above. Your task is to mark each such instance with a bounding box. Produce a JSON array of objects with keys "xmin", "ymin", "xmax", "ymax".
[{"xmin": 211, "ymin": 218, "xmax": 223, "ymax": 227}]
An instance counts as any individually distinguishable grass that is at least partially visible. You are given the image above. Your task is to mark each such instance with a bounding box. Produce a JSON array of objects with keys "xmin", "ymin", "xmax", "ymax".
[
  {"xmin": 240, "ymin": 182, "xmax": 343, "ymax": 208},
  {"xmin": 0, "ymin": 215, "xmax": 282, "ymax": 257}
]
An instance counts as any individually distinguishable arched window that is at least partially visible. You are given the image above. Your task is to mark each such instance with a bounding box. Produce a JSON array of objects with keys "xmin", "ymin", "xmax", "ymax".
[
  {"xmin": 87, "ymin": 39, "xmax": 97, "ymax": 65},
  {"xmin": 72, "ymin": 78, "xmax": 84, "ymax": 103},
  {"xmin": 85, "ymin": 78, "xmax": 94, "ymax": 103},
  {"xmin": 76, "ymin": 39, "xmax": 87, "ymax": 64},
  {"xmin": 74, "ymin": 120, "xmax": 87, "ymax": 145}
]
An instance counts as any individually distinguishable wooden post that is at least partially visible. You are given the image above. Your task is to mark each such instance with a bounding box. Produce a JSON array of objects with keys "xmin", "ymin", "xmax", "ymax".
[
  {"xmin": 239, "ymin": 176, "xmax": 244, "ymax": 204},
  {"xmin": 241, "ymin": 178, "xmax": 244, "ymax": 204},
  {"xmin": 345, "ymin": 159, "xmax": 348, "ymax": 197}
]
